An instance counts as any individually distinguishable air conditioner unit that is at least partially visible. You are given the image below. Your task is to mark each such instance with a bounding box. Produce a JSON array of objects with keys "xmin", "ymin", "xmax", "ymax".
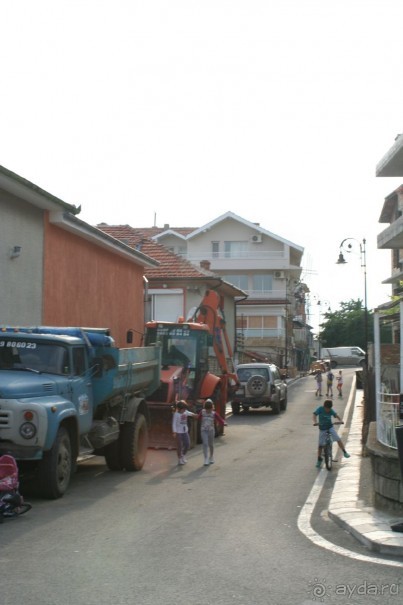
[
  {"xmin": 250, "ymin": 234, "xmax": 262, "ymax": 243},
  {"xmin": 274, "ymin": 271, "xmax": 285, "ymax": 279}
]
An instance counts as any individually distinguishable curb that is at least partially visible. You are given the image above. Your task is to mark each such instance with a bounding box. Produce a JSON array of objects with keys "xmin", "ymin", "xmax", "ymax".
[{"xmin": 328, "ymin": 392, "xmax": 403, "ymax": 556}]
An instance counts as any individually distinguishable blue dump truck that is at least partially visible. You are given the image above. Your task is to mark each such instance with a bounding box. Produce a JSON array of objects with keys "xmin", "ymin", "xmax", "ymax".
[{"xmin": 0, "ymin": 326, "xmax": 160, "ymax": 498}]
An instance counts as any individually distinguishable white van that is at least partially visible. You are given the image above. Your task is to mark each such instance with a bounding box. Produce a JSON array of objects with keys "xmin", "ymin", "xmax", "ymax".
[{"xmin": 321, "ymin": 346, "xmax": 366, "ymax": 368}]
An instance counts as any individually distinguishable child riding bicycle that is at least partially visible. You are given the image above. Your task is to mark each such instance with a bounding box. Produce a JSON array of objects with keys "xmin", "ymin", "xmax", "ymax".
[{"xmin": 312, "ymin": 399, "xmax": 350, "ymax": 468}]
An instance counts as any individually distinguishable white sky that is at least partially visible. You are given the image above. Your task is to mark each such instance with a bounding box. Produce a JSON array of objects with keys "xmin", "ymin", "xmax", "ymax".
[{"xmin": 2, "ymin": 0, "xmax": 403, "ymax": 331}]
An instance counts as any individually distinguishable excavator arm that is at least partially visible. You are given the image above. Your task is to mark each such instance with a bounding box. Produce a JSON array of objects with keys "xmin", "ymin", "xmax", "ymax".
[{"xmin": 192, "ymin": 290, "xmax": 239, "ymax": 401}]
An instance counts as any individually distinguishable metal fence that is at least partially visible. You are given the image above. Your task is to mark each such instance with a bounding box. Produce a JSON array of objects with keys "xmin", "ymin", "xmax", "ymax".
[{"xmin": 377, "ymin": 391, "xmax": 401, "ymax": 449}]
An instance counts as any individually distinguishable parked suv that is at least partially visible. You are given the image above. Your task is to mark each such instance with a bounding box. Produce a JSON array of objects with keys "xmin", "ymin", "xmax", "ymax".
[{"xmin": 231, "ymin": 363, "xmax": 287, "ymax": 415}]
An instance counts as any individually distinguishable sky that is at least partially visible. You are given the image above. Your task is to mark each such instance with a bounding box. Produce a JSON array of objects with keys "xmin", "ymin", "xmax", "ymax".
[{"xmin": 2, "ymin": 0, "xmax": 403, "ymax": 332}]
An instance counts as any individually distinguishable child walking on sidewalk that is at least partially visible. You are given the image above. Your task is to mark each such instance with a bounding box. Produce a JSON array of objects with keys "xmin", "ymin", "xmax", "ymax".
[{"xmin": 197, "ymin": 399, "xmax": 227, "ymax": 466}]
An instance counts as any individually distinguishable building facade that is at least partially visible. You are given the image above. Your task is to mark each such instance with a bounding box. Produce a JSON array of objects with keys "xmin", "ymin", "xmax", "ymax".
[
  {"xmin": 132, "ymin": 211, "xmax": 311, "ymax": 371},
  {"xmin": 0, "ymin": 165, "xmax": 158, "ymax": 347}
]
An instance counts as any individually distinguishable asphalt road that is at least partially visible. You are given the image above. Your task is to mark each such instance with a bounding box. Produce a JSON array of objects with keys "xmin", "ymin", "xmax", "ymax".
[{"xmin": 1, "ymin": 369, "xmax": 401, "ymax": 605}]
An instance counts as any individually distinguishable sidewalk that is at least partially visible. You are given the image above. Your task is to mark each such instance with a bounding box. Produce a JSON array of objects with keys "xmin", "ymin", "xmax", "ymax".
[{"xmin": 328, "ymin": 389, "xmax": 403, "ymax": 556}]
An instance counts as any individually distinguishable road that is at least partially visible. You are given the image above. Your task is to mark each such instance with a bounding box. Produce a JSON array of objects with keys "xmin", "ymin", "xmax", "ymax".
[{"xmin": 1, "ymin": 369, "xmax": 402, "ymax": 605}]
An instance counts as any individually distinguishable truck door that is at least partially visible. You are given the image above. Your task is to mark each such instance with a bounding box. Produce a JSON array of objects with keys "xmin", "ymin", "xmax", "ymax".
[{"xmin": 70, "ymin": 347, "xmax": 93, "ymax": 433}]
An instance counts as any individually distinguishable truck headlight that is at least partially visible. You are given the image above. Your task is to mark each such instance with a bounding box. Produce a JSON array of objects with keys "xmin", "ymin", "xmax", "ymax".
[{"xmin": 19, "ymin": 422, "xmax": 37, "ymax": 440}]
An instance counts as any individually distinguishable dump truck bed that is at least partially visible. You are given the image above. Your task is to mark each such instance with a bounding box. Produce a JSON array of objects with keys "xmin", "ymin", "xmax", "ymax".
[{"xmin": 92, "ymin": 346, "xmax": 161, "ymax": 408}]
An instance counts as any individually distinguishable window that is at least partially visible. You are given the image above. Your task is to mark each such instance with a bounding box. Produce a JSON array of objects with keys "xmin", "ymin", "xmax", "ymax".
[
  {"xmin": 263, "ymin": 316, "xmax": 277, "ymax": 328},
  {"xmin": 72, "ymin": 347, "xmax": 86, "ymax": 376},
  {"xmin": 224, "ymin": 241, "xmax": 248, "ymax": 258},
  {"xmin": 236, "ymin": 315, "xmax": 247, "ymax": 329},
  {"xmin": 240, "ymin": 316, "xmax": 277, "ymax": 329},
  {"xmin": 252, "ymin": 274, "xmax": 272, "ymax": 292},
  {"xmin": 212, "ymin": 242, "xmax": 219, "ymax": 258},
  {"xmin": 224, "ymin": 274, "xmax": 248, "ymax": 290}
]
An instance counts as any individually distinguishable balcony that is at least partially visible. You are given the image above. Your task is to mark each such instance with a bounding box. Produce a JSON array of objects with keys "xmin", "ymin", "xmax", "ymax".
[
  {"xmin": 186, "ymin": 250, "xmax": 290, "ymax": 271},
  {"xmin": 243, "ymin": 328, "xmax": 285, "ymax": 340},
  {"xmin": 242, "ymin": 289, "xmax": 287, "ymax": 300},
  {"xmin": 376, "ymin": 134, "xmax": 403, "ymax": 177},
  {"xmin": 378, "ymin": 215, "xmax": 403, "ymax": 249}
]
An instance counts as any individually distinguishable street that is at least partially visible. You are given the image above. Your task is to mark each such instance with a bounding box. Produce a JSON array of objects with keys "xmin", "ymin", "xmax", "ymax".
[{"xmin": 1, "ymin": 369, "xmax": 401, "ymax": 605}]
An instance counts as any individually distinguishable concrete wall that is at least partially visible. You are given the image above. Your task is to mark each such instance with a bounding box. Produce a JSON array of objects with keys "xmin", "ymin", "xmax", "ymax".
[
  {"xmin": 43, "ymin": 217, "xmax": 145, "ymax": 348},
  {"xmin": 366, "ymin": 422, "xmax": 403, "ymax": 512},
  {"xmin": 0, "ymin": 194, "xmax": 44, "ymax": 325}
]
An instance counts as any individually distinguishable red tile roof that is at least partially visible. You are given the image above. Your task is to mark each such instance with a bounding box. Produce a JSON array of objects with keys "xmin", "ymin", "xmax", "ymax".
[
  {"xmin": 133, "ymin": 226, "xmax": 196, "ymax": 238},
  {"xmin": 97, "ymin": 224, "xmax": 213, "ymax": 279}
]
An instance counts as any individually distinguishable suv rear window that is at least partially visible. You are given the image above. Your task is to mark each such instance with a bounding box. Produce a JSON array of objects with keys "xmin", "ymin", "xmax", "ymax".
[{"xmin": 237, "ymin": 367, "xmax": 269, "ymax": 381}]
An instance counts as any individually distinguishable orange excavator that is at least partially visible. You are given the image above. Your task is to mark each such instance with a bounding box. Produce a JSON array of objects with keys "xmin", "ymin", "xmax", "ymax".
[{"xmin": 143, "ymin": 290, "xmax": 239, "ymax": 448}]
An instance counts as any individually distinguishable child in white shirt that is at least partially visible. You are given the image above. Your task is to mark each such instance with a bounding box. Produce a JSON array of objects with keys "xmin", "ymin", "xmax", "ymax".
[{"xmin": 172, "ymin": 401, "xmax": 197, "ymax": 465}]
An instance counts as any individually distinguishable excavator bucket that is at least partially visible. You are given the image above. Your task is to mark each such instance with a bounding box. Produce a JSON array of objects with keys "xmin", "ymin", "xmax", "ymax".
[
  {"xmin": 147, "ymin": 404, "xmax": 177, "ymax": 450},
  {"xmin": 147, "ymin": 403, "xmax": 198, "ymax": 450}
]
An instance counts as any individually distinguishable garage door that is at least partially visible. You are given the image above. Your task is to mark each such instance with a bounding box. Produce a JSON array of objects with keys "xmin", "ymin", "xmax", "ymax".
[{"xmin": 151, "ymin": 290, "xmax": 183, "ymax": 321}]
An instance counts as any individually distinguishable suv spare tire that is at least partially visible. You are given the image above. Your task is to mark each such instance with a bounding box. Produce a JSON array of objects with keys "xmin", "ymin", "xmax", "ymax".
[{"xmin": 247, "ymin": 374, "xmax": 268, "ymax": 396}]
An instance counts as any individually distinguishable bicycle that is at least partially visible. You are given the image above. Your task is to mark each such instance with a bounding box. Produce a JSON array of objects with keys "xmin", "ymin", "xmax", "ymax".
[{"xmin": 314, "ymin": 421, "xmax": 344, "ymax": 470}]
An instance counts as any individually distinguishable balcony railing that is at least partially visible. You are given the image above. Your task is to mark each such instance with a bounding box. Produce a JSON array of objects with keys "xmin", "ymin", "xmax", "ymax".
[
  {"xmin": 243, "ymin": 328, "xmax": 285, "ymax": 339},
  {"xmin": 187, "ymin": 250, "xmax": 286, "ymax": 261},
  {"xmin": 242, "ymin": 289, "xmax": 286, "ymax": 299},
  {"xmin": 377, "ymin": 392, "xmax": 402, "ymax": 449}
]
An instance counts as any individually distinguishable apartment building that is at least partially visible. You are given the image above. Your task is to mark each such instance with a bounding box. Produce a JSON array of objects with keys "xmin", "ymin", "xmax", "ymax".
[{"xmin": 134, "ymin": 211, "xmax": 311, "ymax": 371}]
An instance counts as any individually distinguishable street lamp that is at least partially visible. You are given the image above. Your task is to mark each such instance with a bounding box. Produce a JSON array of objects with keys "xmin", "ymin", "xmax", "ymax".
[
  {"xmin": 316, "ymin": 298, "xmax": 331, "ymax": 358},
  {"xmin": 336, "ymin": 237, "xmax": 368, "ymax": 366}
]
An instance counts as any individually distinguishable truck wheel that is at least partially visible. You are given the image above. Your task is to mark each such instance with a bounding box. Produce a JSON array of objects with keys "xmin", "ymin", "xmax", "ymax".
[
  {"xmin": 104, "ymin": 440, "xmax": 124, "ymax": 471},
  {"xmin": 38, "ymin": 426, "xmax": 73, "ymax": 499},
  {"xmin": 119, "ymin": 414, "xmax": 148, "ymax": 471}
]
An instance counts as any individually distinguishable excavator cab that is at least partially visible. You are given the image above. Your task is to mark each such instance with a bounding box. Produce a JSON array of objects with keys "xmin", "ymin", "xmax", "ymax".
[
  {"xmin": 144, "ymin": 321, "xmax": 211, "ymax": 448},
  {"xmin": 144, "ymin": 290, "xmax": 238, "ymax": 449}
]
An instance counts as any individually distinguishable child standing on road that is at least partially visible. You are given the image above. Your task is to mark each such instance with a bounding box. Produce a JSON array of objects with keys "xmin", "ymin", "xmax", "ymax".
[
  {"xmin": 312, "ymin": 399, "xmax": 350, "ymax": 468},
  {"xmin": 336, "ymin": 370, "xmax": 343, "ymax": 397},
  {"xmin": 315, "ymin": 369, "xmax": 323, "ymax": 397},
  {"xmin": 172, "ymin": 401, "xmax": 197, "ymax": 465},
  {"xmin": 197, "ymin": 399, "xmax": 227, "ymax": 466},
  {"xmin": 326, "ymin": 369, "xmax": 334, "ymax": 397}
]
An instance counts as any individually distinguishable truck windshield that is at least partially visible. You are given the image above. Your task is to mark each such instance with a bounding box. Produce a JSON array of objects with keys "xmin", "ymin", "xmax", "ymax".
[{"xmin": 0, "ymin": 339, "xmax": 69, "ymax": 375}]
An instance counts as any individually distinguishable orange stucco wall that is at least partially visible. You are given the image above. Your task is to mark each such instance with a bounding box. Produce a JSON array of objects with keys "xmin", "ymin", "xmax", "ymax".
[{"xmin": 43, "ymin": 217, "xmax": 145, "ymax": 347}]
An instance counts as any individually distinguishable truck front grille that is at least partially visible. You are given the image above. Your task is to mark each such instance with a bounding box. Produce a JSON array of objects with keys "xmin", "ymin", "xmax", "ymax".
[{"xmin": 0, "ymin": 411, "xmax": 11, "ymax": 428}]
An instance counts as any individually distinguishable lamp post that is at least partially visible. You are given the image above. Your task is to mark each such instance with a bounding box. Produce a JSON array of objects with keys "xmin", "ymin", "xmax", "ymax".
[
  {"xmin": 336, "ymin": 237, "xmax": 368, "ymax": 366},
  {"xmin": 316, "ymin": 298, "xmax": 331, "ymax": 359}
]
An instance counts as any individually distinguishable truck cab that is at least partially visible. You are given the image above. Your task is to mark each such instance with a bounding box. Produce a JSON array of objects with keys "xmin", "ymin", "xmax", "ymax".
[{"xmin": 0, "ymin": 327, "xmax": 160, "ymax": 498}]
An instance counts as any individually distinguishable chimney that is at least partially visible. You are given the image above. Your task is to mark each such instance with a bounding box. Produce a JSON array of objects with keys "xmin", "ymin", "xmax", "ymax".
[
  {"xmin": 200, "ymin": 260, "xmax": 211, "ymax": 270},
  {"xmin": 163, "ymin": 223, "xmax": 170, "ymax": 229}
]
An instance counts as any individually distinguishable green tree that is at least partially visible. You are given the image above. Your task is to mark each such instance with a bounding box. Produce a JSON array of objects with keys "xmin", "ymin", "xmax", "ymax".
[{"xmin": 319, "ymin": 299, "xmax": 373, "ymax": 351}]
